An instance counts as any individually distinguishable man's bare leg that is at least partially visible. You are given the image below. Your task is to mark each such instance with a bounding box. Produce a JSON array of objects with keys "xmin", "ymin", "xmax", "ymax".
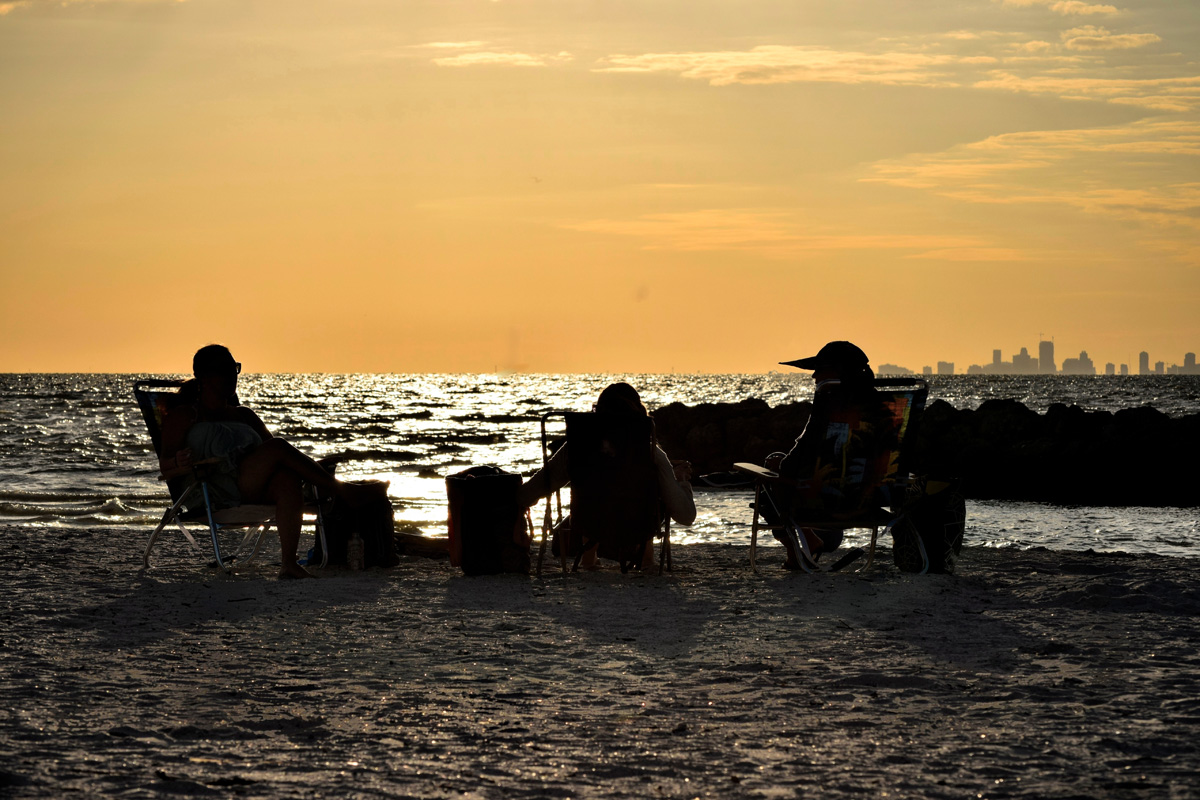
[{"xmin": 263, "ymin": 469, "xmax": 311, "ymax": 579}]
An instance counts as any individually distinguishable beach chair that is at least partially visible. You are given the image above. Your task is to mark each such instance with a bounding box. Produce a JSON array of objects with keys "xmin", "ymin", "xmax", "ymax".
[
  {"xmin": 134, "ymin": 379, "xmax": 329, "ymax": 572},
  {"xmin": 734, "ymin": 377, "xmax": 929, "ymax": 573},
  {"xmin": 536, "ymin": 411, "xmax": 671, "ymax": 575}
]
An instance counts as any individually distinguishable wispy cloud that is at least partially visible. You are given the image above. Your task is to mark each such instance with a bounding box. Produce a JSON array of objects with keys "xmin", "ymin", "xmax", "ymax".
[
  {"xmin": 562, "ymin": 208, "xmax": 994, "ymax": 258},
  {"xmin": 432, "ymin": 50, "xmax": 572, "ymax": 68},
  {"xmin": 1000, "ymin": 0, "xmax": 1119, "ymax": 15},
  {"xmin": 595, "ymin": 30, "xmax": 1185, "ymax": 110},
  {"xmin": 1061, "ymin": 25, "xmax": 1161, "ymax": 50},
  {"xmin": 974, "ymin": 72, "xmax": 1200, "ymax": 111},
  {"xmin": 866, "ymin": 120, "xmax": 1200, "ymax": 229},
  {"xmin": 423, "ymin": 41, "xmax": 488, "ymax": 50},
  {"xmin": 595, "ymin": 46, "xmax": 962, "ymax": 87},
  {"xmin": 1, "ymin": 0, "xmax": 184, "ymax": 11}
]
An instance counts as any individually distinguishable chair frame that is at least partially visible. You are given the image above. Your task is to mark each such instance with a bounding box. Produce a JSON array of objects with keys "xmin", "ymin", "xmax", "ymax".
[
  {"xmin": 734, "ymin": 377, "xmax": 930, "ymax": 574},
  {"xmin": 134, "ymin": 379, "xmax": 330, "ymax": 573},
  {"xmin": 535, "ymin": 411, "xmax": 671, "ymax": 576}
]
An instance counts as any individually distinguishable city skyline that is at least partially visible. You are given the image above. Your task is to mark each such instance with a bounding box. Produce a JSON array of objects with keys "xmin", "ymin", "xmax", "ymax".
[{"xmin": 878, "ymin": 340, "xmax": 1200, "ymax": 376}]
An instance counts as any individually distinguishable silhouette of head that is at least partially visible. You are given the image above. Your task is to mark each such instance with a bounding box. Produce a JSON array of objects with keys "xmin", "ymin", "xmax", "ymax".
[
  {"xmin": 781, "ymin": 341, "xmax": 869, "ymax": 372},
  {"xmin": 595, "ymin": 382, "xmax": 648, "ymax": 417},
  {"xmin": 192, "ymin": 344, "xmax": 240, "ymax": 378}
]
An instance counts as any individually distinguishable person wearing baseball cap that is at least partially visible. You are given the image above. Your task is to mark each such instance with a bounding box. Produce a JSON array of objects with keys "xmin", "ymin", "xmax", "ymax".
[{"xmin": 763, "ymin": 341, "xmax": 888, "ymax": 569}]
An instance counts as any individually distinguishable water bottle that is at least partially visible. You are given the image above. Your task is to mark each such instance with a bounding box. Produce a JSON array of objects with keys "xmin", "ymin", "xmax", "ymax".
[{"xmin": 347, "ymin": 532, "xmax": 365, "ymax": 571}]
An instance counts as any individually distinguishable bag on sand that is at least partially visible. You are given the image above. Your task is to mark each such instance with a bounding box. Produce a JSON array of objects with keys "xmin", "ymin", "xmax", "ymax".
[
  {"xmin": 446, "ymin": 466, "xmax": 531, "ymax": 576},
  {"xmin": 313, "ymin": 479, "xmax": 400, "ymax": 568},
  {"xmin": 890, "ymin": 477, "xmax": 965, "ymax": 574}
]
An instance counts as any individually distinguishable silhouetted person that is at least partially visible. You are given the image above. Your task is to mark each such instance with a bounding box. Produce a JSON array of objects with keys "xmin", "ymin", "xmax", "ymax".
[
  {"xmin": 518, "ymin": 382, "xmax": 695, "ymax": 570},
  {"xmin": 159, "ymin": 344, "xmax": 371, "ymax": 579},
  {"xmin": 764, "ymin": 341, "xmax": 891, "ymax": 568}
]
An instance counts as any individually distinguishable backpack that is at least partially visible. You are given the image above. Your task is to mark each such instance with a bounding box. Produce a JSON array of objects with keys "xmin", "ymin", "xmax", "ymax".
[
  {"xmin": 312, "ymin": 479, "xmax": 400, "ymax": 568},
  {"xmin": 890, "ymin": 477, "xmax": 966, "ymax": 574},
  {"xmin": 446, "ymin": 466, "xmax": 531, "ymax": 576}
]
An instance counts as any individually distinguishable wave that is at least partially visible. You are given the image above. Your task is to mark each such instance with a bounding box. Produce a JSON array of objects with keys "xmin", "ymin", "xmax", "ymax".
[{"xmin": 0, "ymin": 497, "xmax": 151, "ymax": 521}]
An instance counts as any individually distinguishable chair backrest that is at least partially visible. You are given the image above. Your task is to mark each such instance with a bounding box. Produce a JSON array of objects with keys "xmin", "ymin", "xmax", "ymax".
[
  {"xmin": 815, "ymin": 378, "xmax": 928, "ymax": 510},
  {"xmin": 133, "ymin": 379, "xmax": 190, "ymax": 502},
  {"xmin": 563, "ymin": 412, "xmax": 661, "ymax": 571},
  {"xmin": 872, "ymin": 378, "xmax": 928, "ymax": 486},
  {"xmin": 133, "ymin": 379, "xmax": 186, "ymax": 457}
]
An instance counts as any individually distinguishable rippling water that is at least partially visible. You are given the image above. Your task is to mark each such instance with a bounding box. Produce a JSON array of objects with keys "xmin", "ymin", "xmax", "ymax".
[{"xmin": 2, "ymin": 373, "xmax": 1197, "ymax": 557}]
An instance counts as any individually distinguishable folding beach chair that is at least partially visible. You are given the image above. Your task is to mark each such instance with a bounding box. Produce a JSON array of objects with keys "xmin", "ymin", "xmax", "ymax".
[
  {"xmin": 734, "ymin": 377, "xmax": 929, "ymax": 573},
  {"xmin": 535, "ymin": 412, "xmax": 671, "ymax": 575},
  {"xmin": 134, "ymin": 379, "xmax": 329, "ymax": 572}
]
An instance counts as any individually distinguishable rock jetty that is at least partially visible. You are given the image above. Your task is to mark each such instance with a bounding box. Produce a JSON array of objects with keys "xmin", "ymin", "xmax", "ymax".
[{"xmin": 652, "ymin": 398, "xmax": 1200, "ymax": 507}]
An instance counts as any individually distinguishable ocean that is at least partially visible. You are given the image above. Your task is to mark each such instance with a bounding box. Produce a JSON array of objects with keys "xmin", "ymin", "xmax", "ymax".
[{"xmin": 1, "ymin": 373, "xmax": 1197, "ymax": 557}]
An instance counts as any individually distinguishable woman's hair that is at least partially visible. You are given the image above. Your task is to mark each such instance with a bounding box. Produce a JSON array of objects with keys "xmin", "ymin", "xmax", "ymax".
[
  {"xmin": 595, "ymin": 382, "xmax": 648, "ymax": 417},
  {"xmin": 192, "ymin": 344, "xmax": 237, "ymax": 377}
]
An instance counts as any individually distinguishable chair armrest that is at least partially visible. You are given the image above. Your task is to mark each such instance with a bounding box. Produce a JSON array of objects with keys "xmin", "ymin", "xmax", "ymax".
[{"xmin": 733, "ymin": 462, "xmax": 781, "ymax": 481}]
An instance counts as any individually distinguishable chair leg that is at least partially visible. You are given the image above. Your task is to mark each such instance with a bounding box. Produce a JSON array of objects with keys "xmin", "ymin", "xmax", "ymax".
[
  {"xmin": 143, "ymin": 505, "xmax": 179, "ymax": 569},
  {"xmin": 200, "ymin": 483, "xmax": 231, "ymax": 573},
  {"xmin": 749, "ymin": 483, "xmax": 762, "ymax": 572},
  {"xmin": 536, "ymin": 501, "xmax": 551, "ymax": 577},
  {"xmin": 313, "ymin": 486, "xmax": 329, "ymax": 569},
  {"xmin": 857, "ymin": 526, "xmax": 879, "ymax": 573},
  {"xmin": 143, "ymin": 488, "xmax": 198, "ymax": 569},
  {"xmin": 789, "ymin": 527, "xmax": 816, "ymax": 574},
  {"xmin": 245, "ymin": 524, "xmax": 272, "ymax": 565}
]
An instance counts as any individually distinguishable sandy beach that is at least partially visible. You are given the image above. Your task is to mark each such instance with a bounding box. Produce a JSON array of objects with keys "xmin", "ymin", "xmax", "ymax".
[{"xmin": 2, "ymin": 527, "xmax": 1198, "ymax": 799}]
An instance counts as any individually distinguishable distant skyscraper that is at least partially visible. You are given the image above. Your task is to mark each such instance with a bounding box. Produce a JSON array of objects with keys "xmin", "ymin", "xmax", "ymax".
[
  {"xmin": 1061, "ymin": 351, "xmax": 1096, "ymax": 376},
  {"xmin": 1039, "ymin": 340, "xmax": 1056, "ymax": 374},
  {"xmin": 922, "ymin": 366, "xmax": 933, "ymax": 376},
  {"xmin": 993, "ymin": 349, "xmax": 1002, "ymax": 366},
  {"xmin": 1105, "ymin": 363, "xmax": 1115, "ymax": 376},
  {"xmin": 937, "ymin": 361, "xmax": 954, "ymax": 375},
  {"xmin": 1120, "ymin": 364, "xmax": 1129, "ymax": 376},
  {"xmin": 1139, "ymin": 351, "xmax": 1150, "ymax": 375},
  {"xmin": 1155, "ymin": 361, "xmax": 1165, "ymax": 375},
  {"xmin": 1186, "ymin": 353, "xmax": 1197, "ymax": 374},
  {"xmin": 1012, "ymin": 347, "xmax": 1037, "ymax": 374}
]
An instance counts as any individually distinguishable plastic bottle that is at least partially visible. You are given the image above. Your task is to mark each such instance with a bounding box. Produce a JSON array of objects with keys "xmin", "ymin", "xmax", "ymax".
[{"xmin": 347, "ymin": 532, "xmax": 365, "ymax": 571}]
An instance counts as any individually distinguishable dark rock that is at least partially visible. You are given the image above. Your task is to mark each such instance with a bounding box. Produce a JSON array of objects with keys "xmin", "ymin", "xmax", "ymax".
[{"xmin": 655, "ymin": 398, "xmax": 1200, "ymax": 507}]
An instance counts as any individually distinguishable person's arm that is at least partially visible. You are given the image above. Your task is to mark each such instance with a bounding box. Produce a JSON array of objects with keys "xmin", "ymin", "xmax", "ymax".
[
  {"xmin": 654, "ymin": 446, "xmax": 696, "ymax": 525},
  {"xmin": 237, "ymin": 406, "xmax": 273, "ymax": 441},
  {"xmin": 517, "ymin": 445, "xmax": 569, "ymax": 508},
  {"xmin": 778, "ymin": 391, "xmax": 829, "ymax": 480}
]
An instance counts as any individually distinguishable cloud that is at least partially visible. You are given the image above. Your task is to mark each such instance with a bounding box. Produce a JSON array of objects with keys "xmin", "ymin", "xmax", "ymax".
[
  {"xmin": 595, "ymin": 45, "xmax": 963, "ymax": 88},
  {"xmin": 562, "ymin": 208, "xmax": 990, "ymax": 257},
  {"xmin": 1061, "ymin": 25, "xmax": 1161, "ymax": 50},
  {"xmin": 974, "ymin": 71, "xmax": 1200, "ymax": 111},
  {"xmin": 1, "ymin": 0, "xmax": 183, "ymax": 11},
  {"xmin": 907, "ymin": 247, "xmax": 1034, "ymax": 261},
  {"xmin": 423, "ymin": 41, "xmax": 488, "ymax": 50},
  {"xmin": 865, "ymin": 120, "xmax": 1200, "ymax": 229},
  {"xmin": 433, "ymin": 51, "xmax": 572, "ymax": 68},
  {"xmin": 1000, "ymin": 0, "xmax": 1118, "ymax": 15}
]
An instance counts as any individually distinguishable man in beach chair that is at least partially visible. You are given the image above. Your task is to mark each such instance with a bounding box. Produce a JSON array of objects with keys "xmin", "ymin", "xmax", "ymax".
[
  {"xmin": 519, "ymin": 382, "xmax": 695, "ymax": 574},
  {"xmin": 136, "ymin": 345, "xmax": 374, "ymax": 577},
  {"xmin": 735, "ymin": 342, "xmax": 928, "ymax": 573}
]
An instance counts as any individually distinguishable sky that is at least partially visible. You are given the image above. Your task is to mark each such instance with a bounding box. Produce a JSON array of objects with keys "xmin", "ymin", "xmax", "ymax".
[{"xmin": 0, "ymin": 0, "xmax": 1197, "ymax": 374}]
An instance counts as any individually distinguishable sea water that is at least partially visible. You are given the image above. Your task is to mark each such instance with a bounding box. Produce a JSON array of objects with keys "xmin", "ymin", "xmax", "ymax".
[{"xmin": 1, "ymin": 373, "xmax": 1197, "ymax": 557}]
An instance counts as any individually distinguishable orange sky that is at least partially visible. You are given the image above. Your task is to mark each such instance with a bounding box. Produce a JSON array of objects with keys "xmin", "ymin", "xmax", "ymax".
[{"xmin": 1, "ymin": 0, "xmax": 1197, "ymax": 373}]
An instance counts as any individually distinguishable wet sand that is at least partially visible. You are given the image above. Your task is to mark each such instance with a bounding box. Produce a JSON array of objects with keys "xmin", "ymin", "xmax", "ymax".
[{"xmin": 2, "ymin": 526, "xmax": 1198, "ymax": 799}]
